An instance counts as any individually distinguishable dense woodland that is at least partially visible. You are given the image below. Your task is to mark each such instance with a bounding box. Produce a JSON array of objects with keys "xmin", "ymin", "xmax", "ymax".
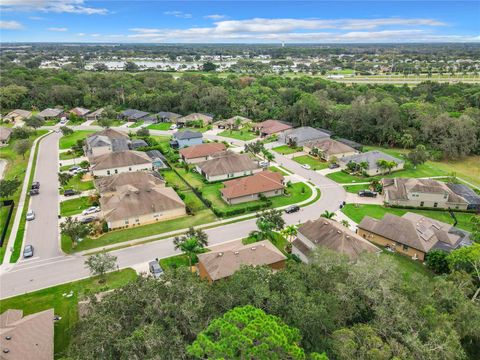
[
  {"xmin": 1, "ymin": 67, "xmax": 479, "ymax": 158},
  {"xmin": 69, "ymin": 249, "xmax": 480, "ymax": 359}
]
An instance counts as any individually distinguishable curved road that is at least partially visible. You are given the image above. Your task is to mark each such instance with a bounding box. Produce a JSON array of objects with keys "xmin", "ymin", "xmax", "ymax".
[{"xmin": 0, "ymin": 126, "xmax": 345, "ymax": 299}]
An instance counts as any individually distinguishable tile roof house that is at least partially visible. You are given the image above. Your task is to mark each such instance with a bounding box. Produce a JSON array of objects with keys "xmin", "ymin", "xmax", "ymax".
[
  {"xmin": 382, "ymin": 178, "xmax": 469, "ymax": 210},
  {"xmin": 279, "ymin": 126, "xmax": 330, "ymax": 146},
  {"xmin": 197, "ymin": 240, "xmax": 287, "ymax": 282},
  {"xmin": 292, "ymin": 218, "xmax": 379, "ymax": 262},
  {"xmin": 179, "ymin": 142, "xmax": 226, "ymax": 164},
  {"xmin": 338, "ymin": 150, "xmax": 404, "ymax": 176},
  {"xmin": 85, "ymin": 108, "xmax": 104, "ymax": 121},
  {"xmin": 171, "ymin": 130, "xmax": 203, "ymax": 149},
  {"xmin": 118, "ymin": 109, "xmax": 149, "ymax": 122},
  {"xmin": 252, "ymin": 120, "xmax": 292, "ymax": 137},
  {"xmin": 446, "ymin": 183, "xmax": 480, "ymax": 211},
  {"xmin": 177, "ymin": 113, "xmax": 213, "ymax": 126},
  {"xmin": 69, "ymin": 107, "xmax": 90, "ymax": 118},
  {"xmin": 85, "ymin": 128, "xmax": 130, "ymax": 158},
  {"xmin": 0, "ymin": 308, "xmax": 54, "ymax": 360},
  {"xmin": 90, "ymin": 150, "xmax": 153, "ymax": 177},
  {"xmin": 221, "ymin": 170, "xmax": 284, "ymax": 204},
  {"xmin": 4, "ymin": 109, "xmax": 32, "ymax": 123},
  {"xmin": 37, "ymin": 108, "xmax": 64, "ymax": 119},
  {"xmin": 357, "ymin": 212, "xmax": 471, "ymax": 261},
  {"xmin": 196, "ymin": 151, "xmax": 262, "ymax": 182},
  {"xmin": 97, "ymin": 172, "xmax": 185, "ymax": 230},
  {"xmin": 215, "ymin": 116, "xmax": 252, "ymax": 129},
  {"xmin": 0, "ymin": 127, "xmax": 13, "ymax": 146},
  {"xmin": 304, "ymin": 138, "xmax": 358, "ymax": 161}
]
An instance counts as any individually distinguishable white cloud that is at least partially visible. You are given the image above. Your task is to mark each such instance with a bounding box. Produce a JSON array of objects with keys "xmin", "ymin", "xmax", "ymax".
[
  {"xmin": 48, "ymin": 27, "xmax": 68, "ymax": 32},
  {"xmin": 0, "ymin": 20, "xmax": 23, "ymax": 29},
  {"xmin": 28, "ymin": 16, "xmax": 44, "ymax": 20},
  {"xmin": 1, "ymin": 0, "xmax": 108, "ymax": 15},
  {"xmin": 76, "ymin": 32, "xmax": 85, "ymax": 36},
  {"xmin": 163, "ymin": 10, "xmax": 192, "ymax": 19},
  {"xmin": 204, "ymin": 14, "xmax": 227, "ymax": 20}
]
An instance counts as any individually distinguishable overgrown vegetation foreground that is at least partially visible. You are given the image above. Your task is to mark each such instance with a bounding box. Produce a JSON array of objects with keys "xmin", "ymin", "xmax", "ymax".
[{"xmin": 68, "ymin": 249, "xmax": 480, "ymax": 360}]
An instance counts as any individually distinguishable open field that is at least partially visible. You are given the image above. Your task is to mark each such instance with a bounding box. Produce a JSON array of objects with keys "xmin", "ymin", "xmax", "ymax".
[
  {"xmin": 0, "ymin": 269, "xmax": 137, "ymax": 358},
  {"xmin": 218, "ymin": 129, "xmax": 257, "ymax": 141},
  {"xmin": 293, "ymin": 155, "xmax": 329, "ymax": 170},
  {"xmin": 59, "ymin": 131, "xmax": 94, "ymax": 149},
  {"xmin": 431, "ymin": 155, "xmax": 480, "ymax": 188},
  {"xmin": 342, "ymin": 204, "xmax": 476, "ymax": 232}
]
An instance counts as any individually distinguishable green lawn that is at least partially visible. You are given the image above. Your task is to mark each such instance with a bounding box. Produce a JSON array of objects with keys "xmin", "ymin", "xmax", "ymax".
[
  {"xmin": 218, "ymin": 129, "xmax": 257, "ymax": 141},
  {"xmin": 44, "ymin": 119, "xmax": 59, "ymax": 126},
  {"xmin": 293, "ymin": 155, "xmax": 329, "ymax": 170},
  {"xmin": 0, "ymin": 269, "xmax": 137, "ymax": 358},
  {"xmin": 147, "ymin": 122, "xmax": 173, "ymax": 130},
  {"xmin": 129, "ymin": 120, "xmax": 144, "ymax": 128},
  {"xmin": 431, "ymin": 155, "xmax": 480, "ymax": 188},
  {"xmin": 243, "ymin": 231, "xmax": 289, "ymax": 255},
  {"xmin": 59, "ymin": 131, "xmax": 94, "ymax": 150},
  {"xmin": 381, "ymin": 251, "xmax": 433, "ymax": 279},
  {"xmin": 268, "ymin": 166, "xmax": 290, "ymax": 176},
  {"xmin": 272, "ymin": 145, "xmax": 303, "ymax": 155},
  {"xmin": 62, "ymin": 175, "xmax": 95, "ymax": 193},
  {"xmin": 150, "ymin": 135, "xmax": 171, "ymax": 143},
  {"xmin": 60, "ymin": 196, "xmax": 94, "ymax": 217},
  {"xmin": 183, "ymin": 126, "xmax": 210, "ymax": 133},
  {"xmin": 181, "ymin": 190, "xmax": 207, "ymax": 212},
  {"xmin": 159, "ymin": 254, "xmax": 192, "ymax": 269},
  {"xmin": 59, "ymin": 151, "xmax": 83, "ymax": 161},
  {"xmin": 343, "ymin": 184, "xmax": 371, "ymax": 193},
  {"xmin": 173, "ymin": 167, "xmax": 206, "ymax": 188},
  {"xmin": 161, "ymin": 169, "xmax": 189, "ymax": 191},
  {"xmin": 341, "ymin": 204, "xmax": 476, "ymax": 232},
  {"xmin": 62, "ymin": 209, "xmax": 217, "ymax": 253}
]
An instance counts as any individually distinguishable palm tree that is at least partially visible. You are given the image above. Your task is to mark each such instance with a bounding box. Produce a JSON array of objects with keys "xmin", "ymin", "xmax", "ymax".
[
  {"xmin": 321, "ymin": 210, "xmax": 335, "ymax": 219},
  {"xmin": 340, "ymin": 219, "xmax": 350, "ymax": 229},
  {"xmin": 174, "ymin": 237, "xmax": 203, "ymax": 268},
  {"xmin": 281, "ymin": 225, "xmax": 298, "ymax": 243}
]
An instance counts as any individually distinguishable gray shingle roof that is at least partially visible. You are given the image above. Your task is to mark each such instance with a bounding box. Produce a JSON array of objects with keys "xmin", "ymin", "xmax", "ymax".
[
  {"xmin": 197, "ymin": 152, "xmax": 260, "ymax": 176},
  {"xmin": 447, "ymin": 183, "xmax": 480, "ymax": 206},
  {"xmin": 281, "ymin": 126, "xmax": 330, "ymax": 144},
  {"xmin": 339, "ymin": 150, "xmax": 404, "ymax": 169},
  {"xmin": 120, "ymin": 109, "xmax": 149, "ymax": 120},
  {"xmin": 173, "ymin": 130, "xmax": 202, "ymax": 140}
]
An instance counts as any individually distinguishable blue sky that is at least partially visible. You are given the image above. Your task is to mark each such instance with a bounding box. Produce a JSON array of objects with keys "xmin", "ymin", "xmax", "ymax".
[{"xmin": 0, "ymin": 1, "xmax": 479, "ymax": 43}]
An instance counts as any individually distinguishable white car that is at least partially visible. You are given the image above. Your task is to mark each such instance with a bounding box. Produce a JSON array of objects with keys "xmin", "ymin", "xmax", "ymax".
[
  {"xmin": 82, "ymin": 206, "xmax": 100, "ymax": 216},
  {"xmin": 301, "ymin": 164, "xmax": 311, "ymax": 170},
  {"xmin": 169, "ymin": 124, "xmax": 177, "ymax": 130},
  {"xmin": 26, "ymin": 209, "xmax": 35, "ymax": 221},
  {"xmin": 259, "ymin": 160, "xmax": 269, "ymax": 167}
]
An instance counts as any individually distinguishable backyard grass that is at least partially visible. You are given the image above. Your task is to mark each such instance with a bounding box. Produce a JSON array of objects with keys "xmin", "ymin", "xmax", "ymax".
[
  {"xmin": 62, "ymin": 175, "xmax": 95, "ymax": 193},
  {"xmin": 60, "ymin": 196, "xmax": 94, "ymax": 217},
  {"xmin": 268, "ymin": 166, "xmax": 290, "ymax": 176},
  {"xmin": 341, "ymin": 203, "xmax": 477, "ymax": 232},
  {"xmin": 381, "ymin": 251, "xmax": 433, "ymax": 279},
  {"xmin": 218, "ymin": 129, "xmax": 257, "ymax": 141},
  {"xmin": 293, "ymin": 155, "xmax": 329, "ymax": 170},
  {"xmin": 0, "ymin": 269, "xmax": 137, "ymax": 358},
  {"xmin": 147, "ymin": 122, "xmax": 173, "ymax": 130},
  {"xmin": 431, "ymin": 155, "xmax": 480, "ymax": 188},
  {"xmin": 172, "ymin": 167, "xmax": 206, "ymax": 188},
  {"xmin": 62, "ymin": 209, "xmax": 217, "ymax": 253},
  {"xmin": 59, "ymin": 130, "xmax": 94, "ymax": 149},
  {"xmin": 272, "ymin": 145, "xmax": 303, "ymax": 155},
  {"xmin": 181, "ymin": 190, "xmax": 207, "ymax": 212}
]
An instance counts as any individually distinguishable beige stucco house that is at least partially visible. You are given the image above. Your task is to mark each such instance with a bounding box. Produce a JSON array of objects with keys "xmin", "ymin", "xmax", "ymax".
[
  {"xmin": 4, "ymin": 109, "xmax": 32, "ymax": 124},
  {"xmin": 338, "ymin": 150, "xmax": 404, "ymax": 176},
  {"xmin": 196, "ymin": 151, "xmax": 262, "ymax": 182},
  {"xmin": 304, "ymin": 138, "xmax": 358, "ymax": 161},
  {"xmin": 90, "ymin": 150, "xmax": 153, "ymax": 177},
  {"xmin": 85, "ymin": 128, "xmax": 130, "ymax": 158},
  {"xmin": 179, "ymin": 142, "xmax": 226, "ymax": 164}
]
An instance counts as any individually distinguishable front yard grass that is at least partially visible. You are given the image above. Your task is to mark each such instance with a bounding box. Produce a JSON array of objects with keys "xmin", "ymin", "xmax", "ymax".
[
  {"xmin": 268, "ymin": 166, "xmax": 290, "ymax": 176},
  {"xmin": 147, "ymin": 122, "xmax": 173, "ymax": 130},
  {"xmin": 59, "ymin": 151, "xmax": 83, "ymax": 161},
  {"xmin": 129, "ymin": 120, "xmax": 144, "ymax": 128},
  {"xmin": 62, "ymin": 209, "xmax": 217, "ymax": 253},
  {"xmin": 60, "ymin": 196, "xmax": 94, "ymax": 217},
  {"xmin": 341, "ymin": 203, "xmax": 476, "ymax": 232},
  {"xmin": 293, "ymin": 155, "xmax": 329, "ymax": 170},
  {"xmin": 218, "ymin": 129, "xmax": 257, "ymax": 141},
  {"xmin": 59, "ymin": 130, "xmax": 94, "ymax": 150},
  {"xmin": 62, "ymin": 175, "xmax": 94, "ymax": 193},
  {"xmin": 343, "ymin": 184, "xmax": 371, "ymax": 193},
  {"xmin": 0, "ymin": 269, "xmax": 137, "ymax": 358},
  {"xmin": 272, "ymin": 145, "xmax": 302, "ymax": 155}
]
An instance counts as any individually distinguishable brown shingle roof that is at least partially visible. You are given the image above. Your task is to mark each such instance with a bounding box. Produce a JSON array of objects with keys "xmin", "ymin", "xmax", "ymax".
[
  {"xmin": 178, "ymin": 113, "xmax": 213, "ymax": 123},
  {"xmin": 305, "ymin": 138, "xmax": 356, "ymax": 156},
  {"xmin": 179, "ymin": 142, "xmax": 226, "ymax": 159},
  {"xmin": 95, "ymin": 171, "xmax": 165, "ymax": 194},
  {"xmin": 0, "ymin": 127, "xmax": 13, "ymax": 141},
  {"xmin": 254, "ymin": 120, "xmax": 292, "ymax": 135},
  {"xmin": 197, "ymin": 152, "xmax": 260, "ymax": 177},
  {"xmin": 221, "ymin": 171, "xmax": 284, "ymax": 200},
  {"xmin": 0, "ymin": 309, "xmax": 54, "ymax": 360},
  {"xmin": 5, "ymin": 109, "xmax": 31, "ymax": 119},
  {"xmin": 69, "ymin": 107, "xmax": 90, "ymax": 116},
  {"xmin": 197, "ymin": 240, "xmax": 286, "ymax": 281},
  {"xmin": 296, "ymin": 218, "xmax": 379, "ymax": 259},
  {"xmin": 87, "ymin": 128, "xmax": 128, "ymax": 140},
  {"xmin": 91, "ymin": 151, "xmax": 152, "ymax": 171},
  {"xmin": 37, "ymin": 108, "xmax": 63, "ymax": 118}
]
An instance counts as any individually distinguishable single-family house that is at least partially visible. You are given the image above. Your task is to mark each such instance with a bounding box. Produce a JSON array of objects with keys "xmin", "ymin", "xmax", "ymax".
[
  {"xmin": 85, "ymin": 108, "xmax": 104, "ymax": 121},
  {"xmin": 0, "ymin": 127, "xmax": 13, "ymax": 146},
  {"xmin": 292, "ymin": 218, "xmax": 379, "ymax": 263},
  {"xmin": 118, "ymin": 109, "xmax": 149, "ymax": 122},
  {"xmin": 252, "ymin": 120, "xmax": 292, "ymax": 137},
  {"xmin": 156, "ymin": 111, "xmax": 182, "ymax": 123},
  {"xmin": 96, "ymin": 172, "xmax": 185, "ymax": 230},
  {"xmin": 197, "ymin": 240, "xmax": 287, "ymax": 283},
  {"xmin": 177, "ymin": 113, "xmax": 213, "ymax": 126},
  {"xmin": 196, "ymin": 152, "xmax": 262, "ymax": 182},
  {"xmin": 0, "ymin": 308, "xmax": 54, "ymax": 360},
  {"xmin": 215, "ymin": 116, "xmax": 251, "ymax": 130},
  {"xmin": 37, "ymin": 108, "xmax": 64, "ymax": 120},
  {"xmin": 446, "ymin": 183, "xmax": 480, "ymax": 211},
  {"xmin": 382, "ymin": 178, "xmax": 469, "ymax": 210},
  {"xmin": 179, "ymin": 142, "xmax": 226, "ymax": 164},
  {"xmin": 279, "ymin": 126, "xmax": 330, "ymax": 147},
  {"xmin": 338, "ymin": 151, "xmax": 404, "ymax": 176},
  {"xmin": 90, "ymin": 150, "xmax": 153, "ymax": 177},
  {"xmin": 85, "ymin": 128, "xmax": 129, "ymax": 158},
  {"xmin": 170, "ymin": 130, "xmax": 203, "ymax": 149},
  {"xmin": 145, "ymin": 150, "xmax": 169, "ymax": 169},
  {"xmin": 304, "ymin": 138, "xmax": 358, "ymax": 161},
  {"xmin": 130, "ymin": 139, "xmax": 148, "ymax": 150},
  {"xmin": 221, "ymin": 170, "xmax": 284, "ymax": 204},
  {"xmin": 4, "ymin": 109, "xmax": 32, "ymax": 124},
  {"xmin": 357, "ymin": 212, "xmax": 471, "ymax": 261},
  {"xmin": 69, "ymin": 107, "xmax": 90, "ymax": 118},
  {"xmin": 337, "ymin": 138, "xmax": 363, "ymax": 151}
]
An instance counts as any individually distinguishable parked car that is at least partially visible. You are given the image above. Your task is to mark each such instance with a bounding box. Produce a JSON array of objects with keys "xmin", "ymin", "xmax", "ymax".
[
  {"xmin": 301, "ymin": 164, "xmax": 311, "ymax": 170},
  {"xmin": 23, "ymin": 245, "xmax": 34, "ymax": 258},
  {"xmin": 69, "ymin": 166, "xmax": 80, "ymax": 172},
  {"xmin": 80, "ymin": 216, "xmax": 97, "ymax": 224},
  {"xmin": 358, "ymin": 190, "xmax": 377, "ymax": 197},
  {"xmin": 169, "ymin": 124, "xmax": 177, "ymax": 130},
  {"xmin": 259, "ymin": 160, "xmax": 269, "ymax": 167},
  {"xmin": 328, "ymin": 163, "xmax": 340, "ymax": 169},
  {"xmin": 59, "ymin": 117, "xmax": 67, "ymax": 125},
  {"xmin": 285, "ymin": 205, "xmax": 300, "ymax": 214},
  {"xmin": 63, "ymin": 189, "xmax": 77, "ymax": 197},
  {"xmin": 30, "ymin": 188, "xmax": 40, "ymax": 196},
  {"xmin": 26, "ymin": 209, "xmax": 35, "ymax": 221},
  {"xmin": 31, "ymin": 181, "xmax": 40, "ymax": 190},
  {"xmin": 82, "ymin": 206, "xmax": 100, "ymax": 215},
  {"xmin": 149, "ymin": 260, "xmax": 164, "ymax": 278}
]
